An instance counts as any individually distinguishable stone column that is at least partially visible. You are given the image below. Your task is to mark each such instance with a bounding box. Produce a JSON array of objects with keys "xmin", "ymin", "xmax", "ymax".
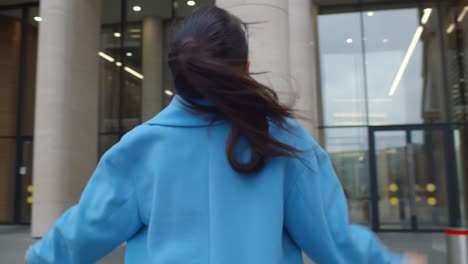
[
  {"xmin": 289, "ymin": 0, "xmax": 322, "ymax": 141},
  {"xmin": 31, "ymin": 0, "xmax": 101, "ymax": 237},
  {"xmin": 216, "ymin": 0, "xmax": 291, "ymax": 103},
  {"xmin": 289, "ymin": 2, "xmax": 321, "ymax": 262},
  {"xmin": 142, "ymin": 17, "xmax": 163, "ymax": 121}
]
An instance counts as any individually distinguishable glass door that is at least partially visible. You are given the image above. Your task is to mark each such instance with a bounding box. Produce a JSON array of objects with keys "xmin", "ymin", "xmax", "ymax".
[{"xmin": 369, "ymin": 126, "xmax": 459, "ymax": 231}]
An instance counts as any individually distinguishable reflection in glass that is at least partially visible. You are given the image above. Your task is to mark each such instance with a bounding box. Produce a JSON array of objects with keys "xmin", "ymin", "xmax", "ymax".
[
  {"xmin": 443, "ymin": 3, "xmax": 468, "ymax": 122},
  {"xmin": 411, "ymin": 130, "xmax": 448, "ymax": 229},
  {"xmin": 0, "ymin": 139, "xmax": 15, "ymax": 222},
  {"xmin": 318, "ymin": 12, "xmax": 367, "ymax": 126},
  {"xmin": 443, "ymin": 2, "xmax": 468, "ymax": 228},
  {"xmin": 374, "ymin": 130, "xmax": 448, "ymax": 230},
  {"xmin": 374, "ymin": 131, "xmax": 408, "ymax": 229},
  {"xmin": 22, "ymin": 7, "xmax": 39, "ymax": 136},
  {"xmin": 324, "ymin": 128, "xmax": 369, "ymax": 224},
  {"xmin": 98, "ymin": 20, "xmax": 143, "ymax": 155},
  {"xmin": 363, "ymin": 8, "xmax": 426, "ymax": 125},
  {"xmin": 319, "ymin": 5, "xmax": 447, "ymax": 126},
  {"xmin": 0, "ymin": 7, "xmax": 38, "ymax": 224},
  {"xmin": 0, "ymin": 9, "xmax": 21, "ymax": 137}
]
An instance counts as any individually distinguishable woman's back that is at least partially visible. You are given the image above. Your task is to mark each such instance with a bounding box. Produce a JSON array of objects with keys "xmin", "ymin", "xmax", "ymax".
[
  {"xmin": 27, "ymin": 95, "xmax": 403, "ymax": 263},
  {"xmin": 127, "ymin": 97, "xmax": 307, "ymax": 263}
]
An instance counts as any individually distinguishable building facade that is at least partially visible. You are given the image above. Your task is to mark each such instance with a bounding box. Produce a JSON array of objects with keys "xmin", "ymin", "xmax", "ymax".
[{"xmin": 0, "ymin": 0, "xmax": 467, "ymax": 240}]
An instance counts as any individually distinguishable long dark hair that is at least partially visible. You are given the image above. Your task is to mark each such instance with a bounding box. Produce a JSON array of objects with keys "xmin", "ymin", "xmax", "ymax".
[{"xmin": 168, "ymin": 6, "xmax": 300, "ymax": 174}]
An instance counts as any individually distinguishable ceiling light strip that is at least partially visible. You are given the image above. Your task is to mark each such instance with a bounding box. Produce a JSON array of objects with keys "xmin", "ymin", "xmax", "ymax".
[
  {"xmin": 458, "ymin": 6, "xmax": 468, "ymax": 23},
  {"xmin": 447, "ymin": 24, "xmax": 456, "ymax": 34},
  {"xmin": 124, "ymin": 66, "xmax": 144, "ymax": 79},
  {"xmin": 98, "ymin": 52, "xmax": 115, "ymax": 62},
  {"xmin": 421, "ymin": 8, "xmax": 432, "ymax": 25},
  {"xmin": 388, "ymin": 26, "xmax": 424, "ymax": 96}
]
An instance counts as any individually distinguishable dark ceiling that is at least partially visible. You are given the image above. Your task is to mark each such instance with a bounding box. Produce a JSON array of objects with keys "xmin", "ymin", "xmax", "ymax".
[
  {"xmin": 0, "ymin": 0, "xmax": 37, "ymax": 5},
  {"xmin": 315, "ymin": 0, "xmax": 420, "ymax": 6}
]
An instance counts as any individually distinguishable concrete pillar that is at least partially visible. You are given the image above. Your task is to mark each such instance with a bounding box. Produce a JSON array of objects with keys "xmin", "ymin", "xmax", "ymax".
[
  {"xmin": 290, "ymin": 2, "xmax": 321, "ymax": 261},
  {"xmin": 216, "ymin": 0, "xmax": 291, "ymax": 103},
  {"xmin": 142, "ymin": 17, "xmax": 163, "ymax": 121},
  {"xmin": 31, "ymin": 0, "xmax": 101, "ymax": 237},
  {"xmin": 288, "ymin": 0, "xmax": 322, "ymax": 140}
]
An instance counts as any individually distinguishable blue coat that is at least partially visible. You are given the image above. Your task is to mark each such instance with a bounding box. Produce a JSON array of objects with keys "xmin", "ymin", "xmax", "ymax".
[{"xmin": 27, "ymin": 96, "xmax": 403, "ymax": 264}]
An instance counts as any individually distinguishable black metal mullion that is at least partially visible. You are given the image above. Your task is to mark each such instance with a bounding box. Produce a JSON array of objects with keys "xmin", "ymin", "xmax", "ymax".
[
  {"xmin": 0, "ymin": 2, "xmax": 37, "ymax": 10},
  {"xmin": 319, "ymin": 122, "xmax": 468, "ymax": 130},
  {"xmin": 368, "ymin": 127, "xmax": 380, "ymax": 231},
  {"xmin": 358, "ymin": 4, "xmax": 370, "ymax": 126},
  {"xmin": 13, "ymin": 7, "xmax": 29, "ymax": 224},
  {"xmin": 444, "ymin": 126, "xmax": 461, "ymax": 227},
  {"xmin": 406, "ymin": 129, "xmax": 412, "ymax": 144},
  {"xmin": 118, "ymin": 0, "xmax": 127, "ymax": 138}
]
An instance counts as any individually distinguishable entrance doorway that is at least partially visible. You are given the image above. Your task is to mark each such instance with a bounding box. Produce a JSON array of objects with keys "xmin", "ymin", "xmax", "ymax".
[{"xmin": 368, "ymin": 125, "xmax": 461, "ymax": 231}]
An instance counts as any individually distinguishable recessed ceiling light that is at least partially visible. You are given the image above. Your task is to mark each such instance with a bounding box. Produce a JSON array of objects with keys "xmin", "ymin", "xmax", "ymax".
[
  {"xmin": 34, "ymin": 16, "xmax": 42, "ymax": 22},
  {"xmin": 388, "ymin": 26, "xmax": 424, "ymax": 96},
  {"xmin": 187, "ymin": 0, "xmax": 196, "ymax": 6},
  {"xmin": 124, "ymin": 66, "xmax": 144, "ymax": 79},
  {"xmin": 126, "ymin": 52, "xmax": 133, "ymax": 57},
  {"xmin": 457, "ymin": 6, "xmax": 468, "ymax": 23},
  {"xmin": 133, "ymin": 6, "xmax": 141, "ymax": 12},
  {"xmin": 115, "ymin": 61, "xmax": 123, "ymax": 67},
  {"xmin": 98, "ymin": 51, "xmax": 115, "ymax": 62},
  {"xmin": 367, "ymin": 12, "xmax": 374, "ymax": 17},
  {"xmin": 114, "ymin": 32, "xmax": 121, "ymax": 38},
  {"xmin": 346, "ymin": 38, "xmax": 353, "ymax": 44},
  {"xmin": 165, "ymin": 90, "xmax": 174, "ymax": 96}
]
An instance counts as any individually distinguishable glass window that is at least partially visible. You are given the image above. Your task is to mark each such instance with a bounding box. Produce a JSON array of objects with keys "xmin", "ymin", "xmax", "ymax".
[
  {"xmin": 443, "ymin": 2, "xmax": 468, "ymax": 122},
  {"xmin": 0, "ymin": 7, "xmax": 24, "ymax": 223},
  {"xmin": 324, "ymin": 128, "xmax": 370, "ymax": 224},
  {"xmin": 318, "ymin": 11, "xmax": 367, "ymax": 126},
  {"xmin": 0, "ymin": 9, "xmax": 22, "ymax": 137},
  {"xmin": 97, "ymin": 0, "xmax": 216, "ymax": 156},
  {"xmin": 99, "ymin": 2, "xmax": 143, "ymax": 156},
  {"xmin": 444, "ymin": 1, "xmax": 468, "ymax": 227},
  {"xmin": 319, "ymin": 4, "xmax": 447, "ymax": 126},
  {"xmin": 22, "ymin": 7, "xmax": 39, "ymax": 137},
  {"xmin": 363, "ymin": 9, "xmax": 422, "ymax": 125},
  {"xmin": 0, "ymin": 139, "xmax": 15, "ymax": 222},
  {"xmin": 318, "ymin": 3, "xmax": 454, "ymax": 229},
  {"xmin": 363, "ymin": 5, "xmax": 446, "ymax": 125}
]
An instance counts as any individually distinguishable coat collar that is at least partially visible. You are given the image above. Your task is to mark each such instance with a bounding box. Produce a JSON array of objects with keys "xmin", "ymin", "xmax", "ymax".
[{"xmin": 146, "ymin": 95, "xmax": 226, "ymax": 127}]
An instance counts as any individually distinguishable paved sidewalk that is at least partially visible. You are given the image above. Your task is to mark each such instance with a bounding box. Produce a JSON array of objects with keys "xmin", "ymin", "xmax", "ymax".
[{"xmin": 1, "ymin": 226, "xmax": 447, "ymax": 264}]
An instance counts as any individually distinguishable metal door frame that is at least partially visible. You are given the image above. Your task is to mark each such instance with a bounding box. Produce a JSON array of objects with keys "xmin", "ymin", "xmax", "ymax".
[{"xmin": 368, "ymin": 124, "xmax": 461, "ymax": 232}]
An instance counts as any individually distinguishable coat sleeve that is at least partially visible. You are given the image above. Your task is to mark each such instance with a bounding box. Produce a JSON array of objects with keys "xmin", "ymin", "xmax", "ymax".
[
  {"xmin": 26, "ymin": 147, "xmax": 143, "ymax": 264},
  {"xmin": 284, "ymin": 146, "xmax": 405, "ymax": 264}
]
